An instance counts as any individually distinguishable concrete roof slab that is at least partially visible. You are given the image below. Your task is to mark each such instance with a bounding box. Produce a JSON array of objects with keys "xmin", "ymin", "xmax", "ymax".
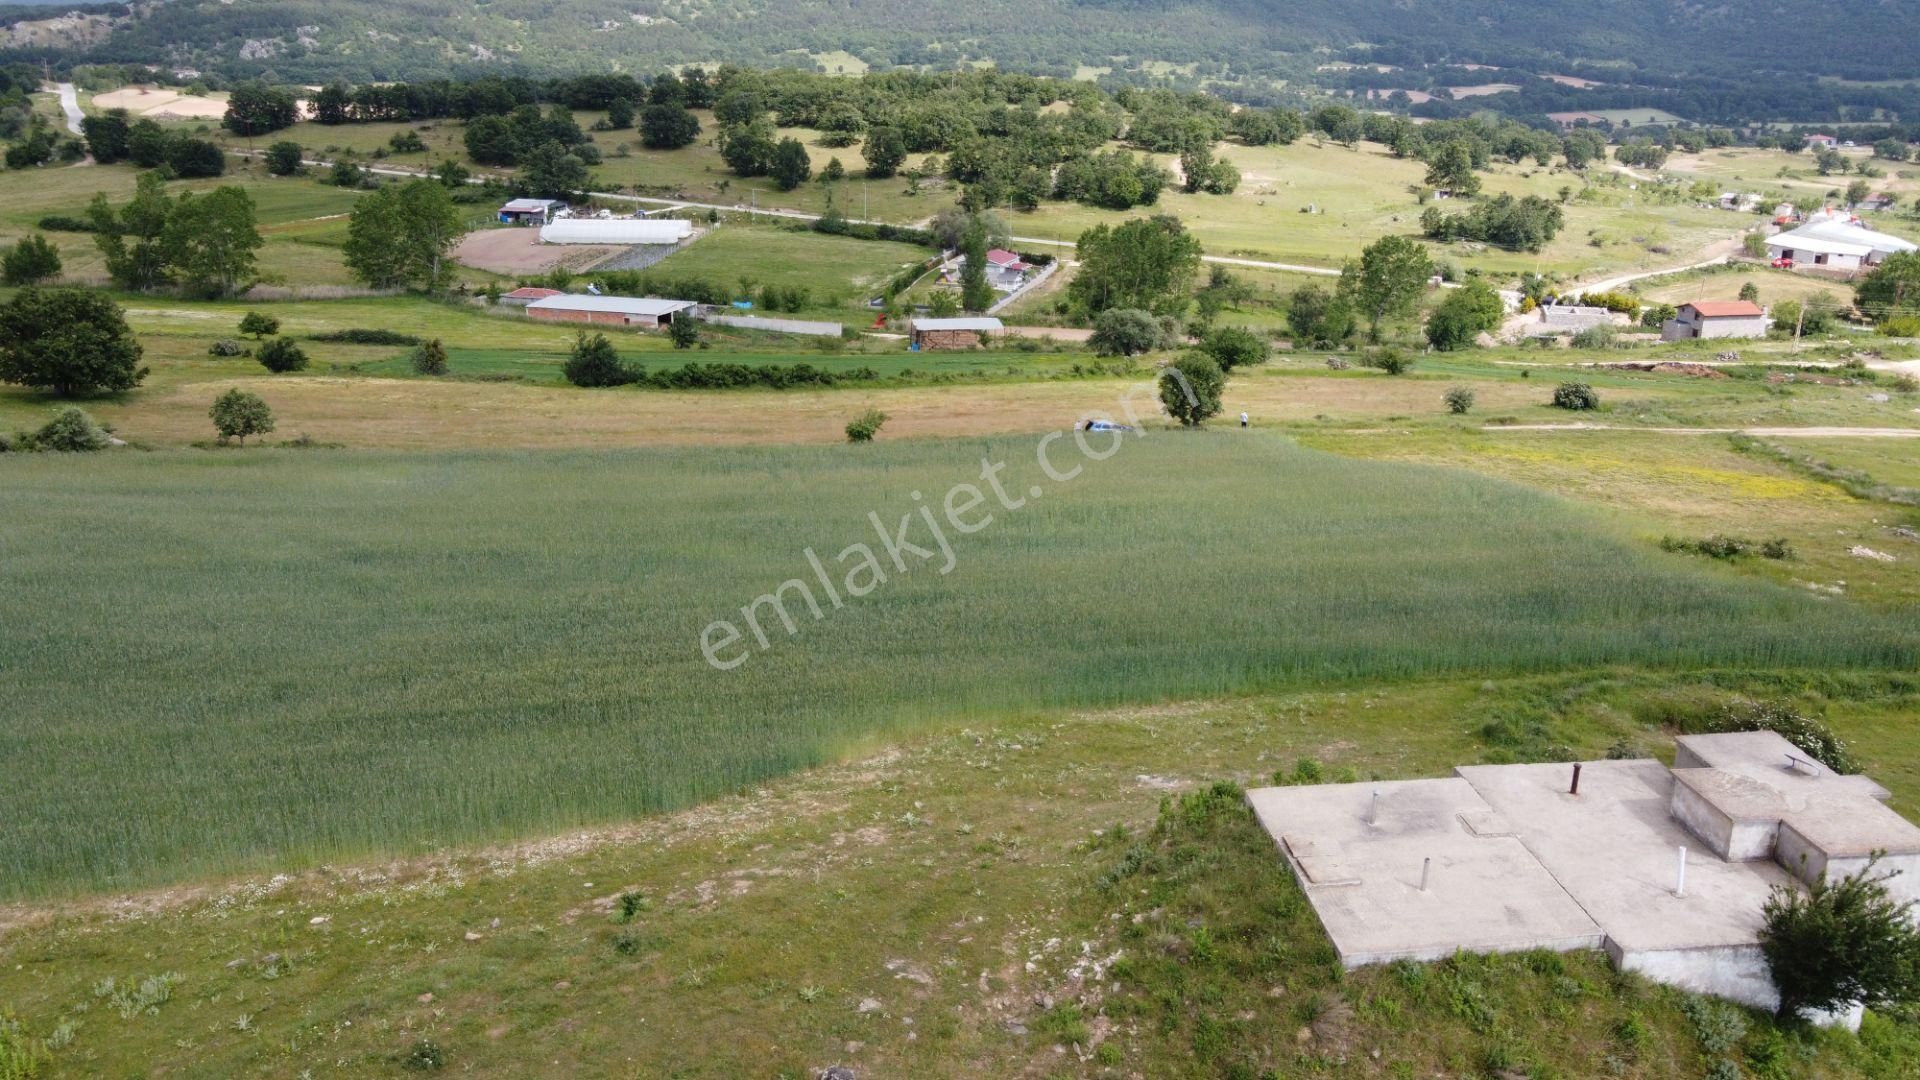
[{"xmin": 1455, "ymin": 761, "xmax": 1793, "ymax": 953}]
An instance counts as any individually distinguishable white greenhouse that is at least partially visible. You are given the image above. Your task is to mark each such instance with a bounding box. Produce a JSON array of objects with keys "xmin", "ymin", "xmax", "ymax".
[{"xmin": 539, "ymin": 218, "xmax": 693, "ymax": 246}]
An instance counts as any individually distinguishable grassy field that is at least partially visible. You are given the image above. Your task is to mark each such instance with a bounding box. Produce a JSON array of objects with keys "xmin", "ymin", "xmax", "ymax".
[
  {"xmin": 643, "ymin": 222, "xmax": 932, "ymax": 310},
  {"xmin": 4, "ymin": 671, "xmax": 1919, "ymax": 1076},
  {"xmin": 4, "ymin": 437, "xmax": 1914, "ymax": 898}
]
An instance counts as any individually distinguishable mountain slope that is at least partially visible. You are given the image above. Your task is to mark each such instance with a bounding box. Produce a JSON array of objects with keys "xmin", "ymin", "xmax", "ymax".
[{"xmin": 16, "ymin": 0, "xmax": 1920, "ymax": 87}]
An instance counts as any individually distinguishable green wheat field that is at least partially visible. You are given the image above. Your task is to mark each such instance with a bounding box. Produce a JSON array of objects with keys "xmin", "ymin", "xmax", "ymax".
[{"xmin": 3, "ymin": 435, "xmax": 1913, "ymax": 898}]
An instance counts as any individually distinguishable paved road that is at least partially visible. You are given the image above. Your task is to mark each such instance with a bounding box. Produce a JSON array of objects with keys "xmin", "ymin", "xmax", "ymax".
[{"xmin": 52, "ymin": 82, "xmax": 85, "ymax": 136}]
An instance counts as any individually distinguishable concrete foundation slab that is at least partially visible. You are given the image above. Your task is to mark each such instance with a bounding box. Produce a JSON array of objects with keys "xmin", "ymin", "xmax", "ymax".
[{"xmin": 1247, "ymin": 779, "xmax": 1603, "ymax": 967}]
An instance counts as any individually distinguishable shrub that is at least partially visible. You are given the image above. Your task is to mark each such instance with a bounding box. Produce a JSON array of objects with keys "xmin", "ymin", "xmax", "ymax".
[
  {"xmin": 238, "ymin": 311, "xmax": 281, "ymax": 340},
  {"xmin": 1551, "ymin": 382, "xmax": 1599, "ymax": 410},
  {"xmin": 22, "ymin": 406, "xmax": 110, "ymax": 452},
  {"xmin": 1088, "ymin": 308, "xmax": 1166, "ymax": 357},
  {"xmin": 1659, "ymin": 534, "xmax": 1793, "ymax": 561},
  {"xmin": 1199, "ymin": 325, "xmax": 1270, "ymax": 371},
  {"xmin": 308, "ymin": 328, "xmax": 421, "ymax": 345},
  {"xmin": 208, "ymin": 339, "xmax": 250, "ymax": 357},
  {"xmin": 1761, "ymin": 854, "xmax": 1920, "ymax": 1021},
  {"xmin": 1570, "ymin": 324, "xmax": 1619, "ymax": 350},
  {"xmin": 36, "ymin": 215, "xmax": 93, "ymax": 233},
  {"xmin": 668, "ymin": 318, "xmax": 700, "ymax": 350},
  {"xmin": 400, "ymin": 1038, "xmax": 446, "ymax": 1071},
  {"xmin": 562, "ymin": 332, "xmax": 631, "ymax": 387},
  {"xmin": 210, "ymin": 388, "xmax": 275, "ymax": 444},
  {"xmin": 1711, "ymin": 699, "xmax": 1857, "ymax": 774},
  {"xmin": 845, "ymin": 408, "xmax": 887, "ymax": 442},
  {"xmin": 255, "ymin": 338, "xmax": 309, "ymax": 373},
  {"xmin": 1159, "ymin": 353, "xmax": 1225, "ymax": 426},
  {"xmin": 264, "ymin": 141, "xmax": 305, "ymax": 176},
  {"xmin": 1881, "ymin": 316, "xmax": 1920, "ymax": 339},
  {"xmin": 1576, "ymin": 290, "xmax": 1641, "ymax": 316},
  {"xmin": 1444, "ymin": 386, "xmax": 1476, "ymax": 414},
  {"xmin": 410, "ymin": 339, "xmax": 449, "ymax": 376},
  {"xmin": 1363, "ymin": 347, "xmax": 1415, "ymax": 375},
  {"xmin": 1639, "ymin": 303, "xmax": 1678, "ymax": 329},
  {"xmin": 1891, "ymin": 372, "xmax": 1920, "ymax": 394}
]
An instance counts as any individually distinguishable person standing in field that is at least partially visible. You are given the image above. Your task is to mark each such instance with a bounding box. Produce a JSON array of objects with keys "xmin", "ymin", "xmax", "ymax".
[{"xmin": 1239, "ymin": 411, "xmax": 1248, "ymax": 428}]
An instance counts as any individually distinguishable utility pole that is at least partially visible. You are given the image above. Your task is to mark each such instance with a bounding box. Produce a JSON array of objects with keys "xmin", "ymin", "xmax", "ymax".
[
  {"xmin": 1793, "ymin": 298, "xmax": 1806, "ymax": 354},
  {"xmin": 863, "ymin": 182, "xmax": 869, "ymax": 223}
]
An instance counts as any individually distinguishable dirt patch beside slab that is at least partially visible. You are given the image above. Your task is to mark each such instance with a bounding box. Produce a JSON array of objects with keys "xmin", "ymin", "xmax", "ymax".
[{"xmin": 452, "ymin": 227, "xmax": 621, "ymax": 276}]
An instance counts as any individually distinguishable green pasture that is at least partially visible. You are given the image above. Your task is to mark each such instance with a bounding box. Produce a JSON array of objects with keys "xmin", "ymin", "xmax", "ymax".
[{"xmin": 2, "ymin": 437, "xmax": 1914, "ymax": 898}]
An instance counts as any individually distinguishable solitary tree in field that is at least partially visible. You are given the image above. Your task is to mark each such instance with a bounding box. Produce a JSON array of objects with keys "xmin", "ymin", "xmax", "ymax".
[
  {"xmin": 770, "ymin": 138, "xmax": 812, "ymax": 191},
  {"xmin": 0, "ymin": 288, "xmax": 147, "ymax": 397},
  {"xmin": 210, "ymin": 388, "xmax": 276, "ymax": 445},
  {"xmin": 1159, "ymin": 353, "xmax": 1225, "ymax": 427},
  {"xmin": 239, "ymin": 311, "xmax": 281, "ymax": 340},
  {"xmin": 2, "ymin": 234, "xmax": 62, "ymax": 286},
  {"xmin": 264, "ymin": 141, "xmax": 305, "ymax": 176},
  {"xmin": 1340, "ymin": 235, "xmax": 1434, "ymax": 342},
  {"xmin": 1761, "ymin": 856, "xmax": 1920, "ymax": 1022}
]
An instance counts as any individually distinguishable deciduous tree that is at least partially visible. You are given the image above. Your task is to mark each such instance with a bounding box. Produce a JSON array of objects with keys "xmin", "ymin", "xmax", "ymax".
[
  {"xmin": 0, "ymin": 288, "xmax": 147, "ymax": 397},
  {"xmin": 1340, "ymin": 235, "xmax": 1434, "ymax": 341},
  {"xmin": 210, "ymin": 388, "xmax": 275, "ymax": 444}
]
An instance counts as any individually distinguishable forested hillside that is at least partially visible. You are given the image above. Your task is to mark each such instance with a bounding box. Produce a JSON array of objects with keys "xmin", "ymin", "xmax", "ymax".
[{"xmin": 7, "ymin": 0, "xmax": 1920, "ymax": 90}]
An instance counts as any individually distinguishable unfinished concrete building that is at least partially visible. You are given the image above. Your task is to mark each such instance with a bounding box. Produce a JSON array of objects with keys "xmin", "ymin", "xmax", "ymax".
[{"xmin": 1249, "ymin": 731, "xmax": 1920, "ymax": 1027}]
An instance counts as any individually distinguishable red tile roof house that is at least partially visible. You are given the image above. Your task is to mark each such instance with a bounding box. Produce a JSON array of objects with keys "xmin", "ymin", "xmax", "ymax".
[
  {"xmin": 497, "ymin": 287, "xmax": 563, "ymax": 308},
  {"xmin": 942, "ymin": 249, "xmax": 1034, "ymax": 292},
  {"xmin": 1660, "ymin": 300, "xmax": 1769, "ymax": 342}
]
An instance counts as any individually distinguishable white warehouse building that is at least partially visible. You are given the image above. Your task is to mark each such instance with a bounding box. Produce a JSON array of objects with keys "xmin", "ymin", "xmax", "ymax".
[{"xmin": 540, "ymin": 218, "xmax": 694, "ymax": 246}]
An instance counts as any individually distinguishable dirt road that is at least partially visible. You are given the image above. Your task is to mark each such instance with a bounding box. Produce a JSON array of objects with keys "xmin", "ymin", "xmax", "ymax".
[{"xmin": 1486, "ymin": 423, "xmax": 1920, "ymax": 438}]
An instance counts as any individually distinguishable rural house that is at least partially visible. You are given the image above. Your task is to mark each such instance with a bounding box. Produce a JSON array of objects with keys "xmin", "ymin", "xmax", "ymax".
[
  {"xmin": 525, "ymin": 294, "xmax": 695, "ymax": 330},
  {"xmin": 1805, "ymin": 133, "xmax": 1839, "ymax": 149},
  {"xmin": 1661, "ymin": 301, "xmax": 1768, "ymax": 342},
  {"xmin": 498, "ymin": 286, "xmax": 562, "ymax": 308},
  {"xmin": 911, "ymin": 316, "xmax": 1003, "ymax": 350},
  {"xmin": 499, "ymin": 198, "xmax": 565, "ymax": 226},
  {"xmin": 942, "ymin": 249, "xmax": 1035, "ymax": 292}
]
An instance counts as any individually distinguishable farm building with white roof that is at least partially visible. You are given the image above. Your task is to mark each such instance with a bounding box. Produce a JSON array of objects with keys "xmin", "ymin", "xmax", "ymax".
[
  {"xmin": 1768, "ymin": 212, "xmax": 1916, "ymax": 273},
  {"xmin": 524, "ymin": 294, "xmax": 696, "ymax": 329}
]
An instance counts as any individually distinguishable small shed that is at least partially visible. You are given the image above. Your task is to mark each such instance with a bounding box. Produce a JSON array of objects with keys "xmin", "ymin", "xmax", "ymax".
[
  {"xmin": 498, "ymin": 286, "xmax": 562, "ymax": 308},
  {"xmin": 540, "ymin": 218, "xmax": 694, "ymax": 246},
  {"xmin": 500, "ymin": 198, "xmax": 564, "ymax": 226},
  {"xmin": 911, "ymin": 316, "xmax": 1003, "ymax": 350},
  {"xmin": 525, "ymin": 294, "xmax": 695, "ymax": 329},
  {"xmin": 1661, "ymin": 300, "xmax": 1768, "ymax": 342}
]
